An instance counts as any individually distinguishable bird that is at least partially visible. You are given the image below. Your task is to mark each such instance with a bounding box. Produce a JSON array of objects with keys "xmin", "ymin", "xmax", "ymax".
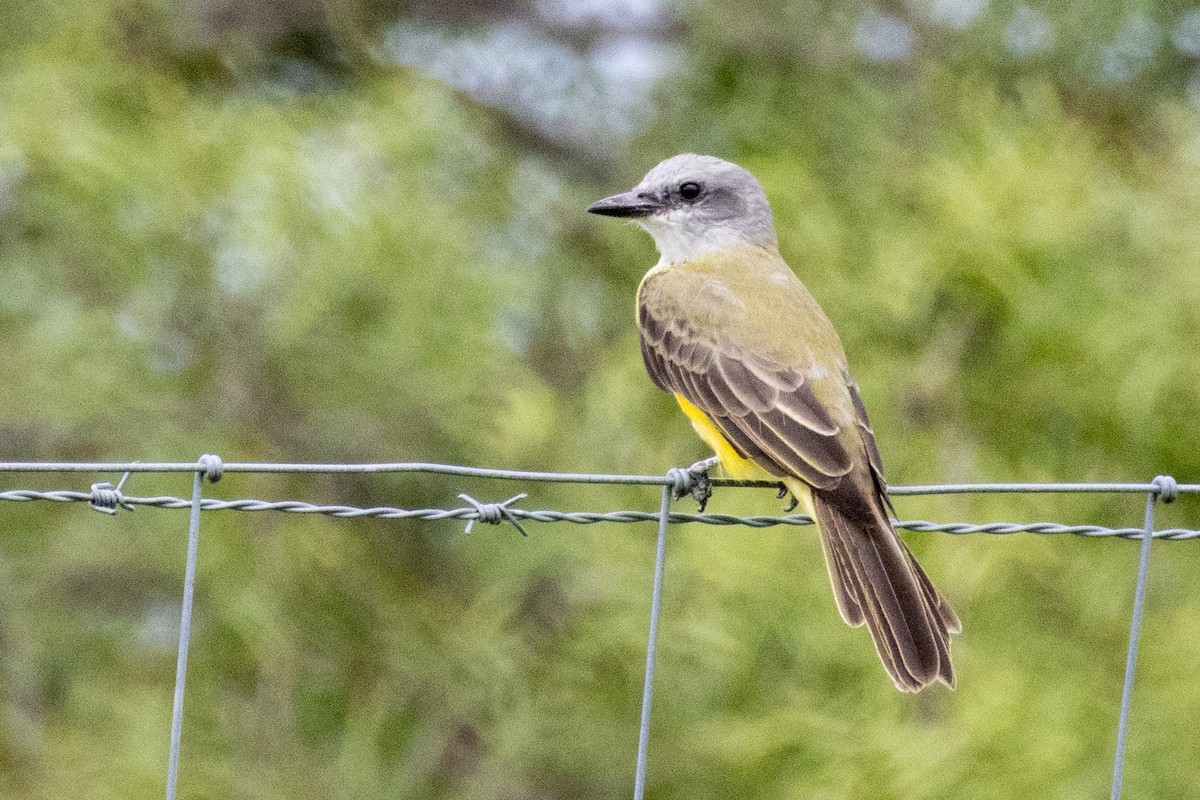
[{"xmin": 587, "ymin": 153, "xmax": 960, "ymax": 692}]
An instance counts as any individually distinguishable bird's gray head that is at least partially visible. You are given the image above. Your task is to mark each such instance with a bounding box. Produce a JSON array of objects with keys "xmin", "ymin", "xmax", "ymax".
[{"xmin": 587, "ymin": 153, "xmax": 778, "ymax": 263}]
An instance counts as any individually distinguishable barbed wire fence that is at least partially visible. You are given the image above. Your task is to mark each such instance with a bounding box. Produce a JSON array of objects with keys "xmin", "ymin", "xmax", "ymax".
[{"xmin": 1, "ymin": 457, "xmax": 1195, "ymax": 800}]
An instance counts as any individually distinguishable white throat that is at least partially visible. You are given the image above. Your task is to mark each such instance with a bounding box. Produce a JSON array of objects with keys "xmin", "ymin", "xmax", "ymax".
[{"xmin": 636, "ymin": 211, "xmax": 761, "ymax": 264}]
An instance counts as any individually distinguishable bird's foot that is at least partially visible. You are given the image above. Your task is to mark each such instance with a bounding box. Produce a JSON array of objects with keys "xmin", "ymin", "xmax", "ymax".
[
  {"xmin": 777, "ymin": 485, "xmax": 799, "ymax": 512},
  {"xmin": 669, "ymin": 456, "xmax": 718, "ymax": 512}
]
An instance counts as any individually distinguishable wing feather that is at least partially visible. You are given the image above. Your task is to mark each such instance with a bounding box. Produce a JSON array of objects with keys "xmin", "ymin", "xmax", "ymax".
[
  {"xmin": 740, "ymin": 354, "xmax": 807, "ymax": 392},
  {"xmin": 716, "ymin": 357, "xmax": 778, "ymax": 413},
  {"xmin": 751, "ymin": 407, "xmax": 853, "ymax": 482},
  {"xmin": 639, "ymin": 337, "xmax": 672, "ymax": 393},
  {"xmin": 775, "ymin": 387, "xmax": 841, "ymax": 436},
  {"xmin": 700, "ymin": 360, "xmax": 751, "ymax": 418}
]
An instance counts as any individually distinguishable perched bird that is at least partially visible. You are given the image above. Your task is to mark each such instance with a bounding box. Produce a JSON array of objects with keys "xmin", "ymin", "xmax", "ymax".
[{"xmin": 587, "ymin": 154, "xmax": 960, "ymax": 691}]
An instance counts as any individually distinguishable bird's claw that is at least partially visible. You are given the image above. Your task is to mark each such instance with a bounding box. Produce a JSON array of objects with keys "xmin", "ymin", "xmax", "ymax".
[
  {"xmin": 674, "ymin": 456, "xmax": 718, "ymax": 512},
  {"xmin": 776, "ymin": 484, "xmax": 799, "ymax": 512}
]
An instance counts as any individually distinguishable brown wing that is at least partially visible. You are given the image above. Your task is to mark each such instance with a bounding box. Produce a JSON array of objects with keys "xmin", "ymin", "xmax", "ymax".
[{"xmin": 638, "ymin": 292, "xmax": 855, "ymax": 490}]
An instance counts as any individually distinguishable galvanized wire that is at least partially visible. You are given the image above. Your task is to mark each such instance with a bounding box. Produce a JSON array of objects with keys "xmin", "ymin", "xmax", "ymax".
[
  {"xmin": 2, "ymin": 460, "xmax": 1199, "ymax": 495},
  {"xmin": 1109, "ymin": 477, "xmax": 1174, "ymax": 800},
  {"xmin": 1, "ymin": 486, "xmax": 1197, "ymax": 539},
  {"xmin": 634, "ymin": 485, "xmax": 672, "ymax": 800},
  {"xmin": 165, "ymin": 470, "xmax": 202, "ymax": 800}
]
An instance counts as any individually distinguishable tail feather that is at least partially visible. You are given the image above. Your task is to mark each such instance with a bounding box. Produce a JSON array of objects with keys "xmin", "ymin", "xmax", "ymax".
[
  {"xmin": 904, "ymin": 547, "xmax": 962, "ymax": 634},
  {"xmin": 822, "ymin": 529, "xmax": 865, "ymax": 627},
  {"xmin": 806, "ymin": 487, "xmax": 958, "ymax": 692},
  {"xmin": 903, "ymin": 548, "xmax": 959, "ymax": 687}
]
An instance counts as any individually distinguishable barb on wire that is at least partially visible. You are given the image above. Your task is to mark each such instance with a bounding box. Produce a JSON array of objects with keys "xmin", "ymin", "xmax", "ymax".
[
  {"xmin": 458, "ymin": 493, "xmax": 529, "ymax": 536},
  {"xmin": 89, "ymin": 469, "xmax": 134, "ymax": 515}
]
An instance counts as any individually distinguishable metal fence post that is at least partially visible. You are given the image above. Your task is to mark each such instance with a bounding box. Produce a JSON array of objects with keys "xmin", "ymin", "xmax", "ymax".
[
  {"xmin": 165, "ymin": 455, "xmax": 222, "ymax": 800},
  {"xmin": 1109, "ymin": 475, "xmax": 1176, "ymax": 800},
  {"xmin": 633, "ymin": 483, "xmax": 673, "ymax": 800}
]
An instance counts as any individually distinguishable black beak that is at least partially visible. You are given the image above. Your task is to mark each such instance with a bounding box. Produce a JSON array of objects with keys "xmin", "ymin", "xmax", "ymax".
[{"xmin": 586, "ymin": 189, "xmax": 660, "ymax": 218}]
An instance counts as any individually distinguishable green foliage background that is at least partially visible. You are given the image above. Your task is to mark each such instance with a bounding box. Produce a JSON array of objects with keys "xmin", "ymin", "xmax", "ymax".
[{"xmin": 1, "ymin": 1, "xmax": 1199, "ymax": 797}]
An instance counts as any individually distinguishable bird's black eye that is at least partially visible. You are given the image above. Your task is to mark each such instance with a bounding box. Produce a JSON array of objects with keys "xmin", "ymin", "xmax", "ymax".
[{"xmin": 678, "ymin": 181, "xmax": 702, "ymax": 201}]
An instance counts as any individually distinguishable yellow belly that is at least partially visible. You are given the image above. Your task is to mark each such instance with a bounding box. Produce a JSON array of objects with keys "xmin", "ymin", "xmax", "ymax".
[
  {"xmin": 673, "ymin": 393, "xmax": 771, "ymax": 481},
  {"xmin": 673, "ymin": 393, "xmax": 817, "ymax": 516}
]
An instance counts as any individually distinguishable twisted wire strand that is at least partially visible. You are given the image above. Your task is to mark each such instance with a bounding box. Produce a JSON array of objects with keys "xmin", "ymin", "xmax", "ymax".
[{"xmin": 1, "ymin": 488, "xmax": 1196, "ymax": 540}]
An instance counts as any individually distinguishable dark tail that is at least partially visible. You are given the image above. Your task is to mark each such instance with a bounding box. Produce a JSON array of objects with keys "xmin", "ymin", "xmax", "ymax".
[{"xmin": 813, "ymin": 490, "xmax": 960, "ymax": 692}]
